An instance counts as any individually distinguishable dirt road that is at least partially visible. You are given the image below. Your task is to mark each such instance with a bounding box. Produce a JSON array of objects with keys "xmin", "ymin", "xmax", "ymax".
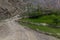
[{"xmin": 0, "ymin": 16, "xmax": 59, "ymax": 40}]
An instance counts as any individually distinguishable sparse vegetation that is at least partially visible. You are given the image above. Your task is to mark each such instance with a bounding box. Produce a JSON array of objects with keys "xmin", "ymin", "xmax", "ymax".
[{"xmin": 19, "ymin": 6, "xmax": 60, "ymax": 38}]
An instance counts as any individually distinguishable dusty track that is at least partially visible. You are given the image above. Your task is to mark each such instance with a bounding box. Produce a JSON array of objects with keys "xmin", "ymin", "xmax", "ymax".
[{"xmin": 0, "ymin": 15, "xmax": 59, "ymax": 40}]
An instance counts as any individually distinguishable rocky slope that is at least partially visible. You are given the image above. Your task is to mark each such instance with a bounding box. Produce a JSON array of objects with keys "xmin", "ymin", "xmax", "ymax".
[
  {"xmin": 0, "ymin": 0, "xmax": 26, "ymax": 20},
  {"xmin": 0, "ymin": 0, "xmax": 60, "ymax": 20}
]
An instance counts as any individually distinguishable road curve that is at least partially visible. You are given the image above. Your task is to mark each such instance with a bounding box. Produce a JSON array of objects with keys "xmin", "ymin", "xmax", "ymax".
[{"xmin": 0, "ymin": 18, "xmax": 59, "ymax": 40}]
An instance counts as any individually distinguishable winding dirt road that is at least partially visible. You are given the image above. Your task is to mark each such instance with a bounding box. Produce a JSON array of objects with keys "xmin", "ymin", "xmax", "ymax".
[
  {"xmin": 0, "ymin": 0, "xmax": 60, "ymax": 40},
  {"xmin": 0, "ymin": 16, "xmax": 59, "ymax": 40}
]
